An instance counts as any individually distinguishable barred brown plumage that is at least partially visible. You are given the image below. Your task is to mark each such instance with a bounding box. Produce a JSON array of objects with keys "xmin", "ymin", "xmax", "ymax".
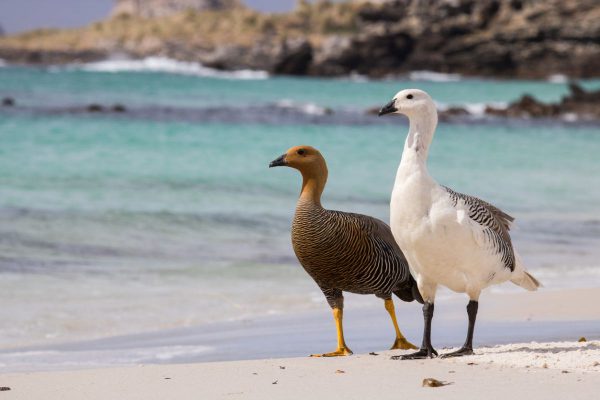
[{"xmin": 270, "ymin": 145, "xmax": 420, "ymax": 357}]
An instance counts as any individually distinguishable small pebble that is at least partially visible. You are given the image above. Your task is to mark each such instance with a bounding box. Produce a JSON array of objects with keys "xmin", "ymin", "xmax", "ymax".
[
  {"xmin": 272, "ymin": 380, "xmax": 278, "ymax": 385},
  {"xmin": 448, "ymin": 370, "xmax": 455, "ymax": 374},
  {"xmin": 467, "ymin": 362, "xmax": 477, "ymax": 366},
  {"xmin": 0, "ymin": 387, "xmax": 10, "ymax": 391},
  {"xmin": 578, "ymin": 337, "xmax": 587, "ymax": 342},
  {"xmin": 279, "ymin": 366, "xmax": 286, "ymax": 370},
  {"xmin": 422, "ymin": 378, "xmax": 451, "ymax": 388},
  {"xmin": 561, "ymin": 370, "xmax": 570, "ymax": 374},
  {"xmin": 542, "ymin": 363, "xmax": 548, "ymax": 369},
  {"xmin": 369, "ymin": 352, "xmax": 379, "ymax": 356},
  {"xmin": 335, "ymin": 369, "xmax": 345, "ymax": 374},
  {"xmin": 164, "ymin": 377, "xmax": 171, "ymax": 380},
  {"xmin": 592, "ymin": 361, "xmax": 599, "ymax": 367}
]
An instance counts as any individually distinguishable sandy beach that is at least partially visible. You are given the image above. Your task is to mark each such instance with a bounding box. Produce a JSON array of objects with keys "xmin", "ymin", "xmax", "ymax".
[
  {"xmin": 1, "ymin": 341, "xmax": 598, "ymax": 400},
  {"xmin": 0, "ymin": 287, "xmax": 599, "ymax": 399}
]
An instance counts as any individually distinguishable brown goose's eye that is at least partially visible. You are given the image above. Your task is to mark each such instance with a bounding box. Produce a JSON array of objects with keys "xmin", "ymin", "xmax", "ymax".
[
  {"xmin": 407, "ymin": 94, "xmax": 413, "ymax": 99},
  {"xmin": 297, "ymin": 149, "xmax": 306, "ymax": 155}
]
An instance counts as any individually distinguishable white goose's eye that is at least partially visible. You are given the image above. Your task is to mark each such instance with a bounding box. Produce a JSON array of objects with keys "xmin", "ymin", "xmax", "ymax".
[{"xmin": 406, "ymin": 94, "xmax": 414, "ymax": 99}]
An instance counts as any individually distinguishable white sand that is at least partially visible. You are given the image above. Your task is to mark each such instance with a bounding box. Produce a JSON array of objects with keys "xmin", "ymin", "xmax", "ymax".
[
  {"xmin": 1, "ymin": 342, "xmax": 599, "ymax": 400},
  {"xmin": 1, "ymin": 288, "xmax": 599, "ymax": 399},
  {"xmin": 445, "ymin": 340, "xmax": 600, "ymax": 372}
]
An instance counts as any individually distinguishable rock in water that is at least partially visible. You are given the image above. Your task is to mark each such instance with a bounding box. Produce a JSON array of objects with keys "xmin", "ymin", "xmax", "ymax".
[{"xmin": 87, "ymin": 104, "xmax": 104, "ymax": 112}]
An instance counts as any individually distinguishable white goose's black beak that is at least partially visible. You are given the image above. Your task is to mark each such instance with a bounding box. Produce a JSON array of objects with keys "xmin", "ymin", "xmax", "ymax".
[
  {"xmin": 378, "ymin": 99, "xmax": 398, "ymax": 116},
  {"xmin": 269, "ymin": 154, "xmax": 287, "ymax": 168}
]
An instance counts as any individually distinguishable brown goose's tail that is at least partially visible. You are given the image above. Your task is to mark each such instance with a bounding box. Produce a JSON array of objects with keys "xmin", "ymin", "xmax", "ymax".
[{"xmin": 394, "ymin": 275, "xmax": 424, "ymax": 304}]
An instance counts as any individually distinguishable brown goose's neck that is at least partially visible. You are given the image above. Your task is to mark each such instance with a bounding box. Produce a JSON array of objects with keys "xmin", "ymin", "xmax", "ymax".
[{"xmin": 298, "ymin": 169, "xmax": 327, "ymax": 208}]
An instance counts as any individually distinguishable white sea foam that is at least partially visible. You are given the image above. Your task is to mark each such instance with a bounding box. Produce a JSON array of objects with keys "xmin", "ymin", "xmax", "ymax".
[
  {"xmin": 65, "ymin": 56, "xmax": 269, "ymax": 80},
  {"xmin": 561, "ymin": 112, "xmax": 579, "ymax": 122},
  {"xmin": 465, "ymin": 101, "xmax": 507, "ymax": 116},
  {"xmin": 0, "ymin": 58, "xmax": 6, "ymax": 67},
  {"xmin": 409, "ymin": 70, "xmax": 462, "ymax": 82},
  {"xmin": 548, "ymin": 74, "xmax": 568, "ymax": 83},
  {"xmin": 275, "ymin": 99, "xmax": 331, "ymax": 116}
]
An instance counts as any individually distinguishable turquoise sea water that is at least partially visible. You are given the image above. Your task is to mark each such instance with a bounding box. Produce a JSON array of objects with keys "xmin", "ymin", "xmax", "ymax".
[{"xmin": 1, "ymin": 64, "xmax": 600, "ymax": 350}]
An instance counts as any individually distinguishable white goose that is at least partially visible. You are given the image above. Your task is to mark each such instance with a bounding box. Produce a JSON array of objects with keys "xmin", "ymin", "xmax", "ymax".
[{"xmin": 379, "ymin": 89, "xmax": 540, "ymax": 359}]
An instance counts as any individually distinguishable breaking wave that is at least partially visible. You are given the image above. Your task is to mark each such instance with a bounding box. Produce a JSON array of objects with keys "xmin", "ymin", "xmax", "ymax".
[
  {"xmin": 408, "ymin": 70, "xmax": 462, "ymax": 82},
  {"xmin": 64, "ymin": 56, "xmax": 269, "ymax": 80}
]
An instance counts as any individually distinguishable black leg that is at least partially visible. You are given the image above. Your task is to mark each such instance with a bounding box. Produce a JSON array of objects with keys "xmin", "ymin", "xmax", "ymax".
[
  {"xmin": 441, "ymin": 300, "xmax": 478, "ymax": 358},
  {"xmin": 391, "ymin": 302, "xmax": 437, "ymax": 360}
]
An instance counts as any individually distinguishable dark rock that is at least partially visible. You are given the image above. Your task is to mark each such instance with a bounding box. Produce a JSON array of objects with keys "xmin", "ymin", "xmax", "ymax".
[
  {"xmin": 87, "ymin": 104, "xmax": 104, "ymax": 112},
  {"xmin": 2, "ymin": 97, "xmax": 15, "ymax": 106},
  {"xmin": 272, "ymin": 39, "xmax": 313, "ymax": 75},
  {"xmin": 112, "ymin": 104, "xmax": 127, "ymax": 112},
  {"xmin": 485, "ymin": 84, "xmax": 600, "ymax": 120},
  {"xmin": 485, "ymin": 94, "xmax": 559, "ymax": 118},
  {"xmin": 439, "ymin": 106, "xmax": 470, "ymax": 121},
  {"xmin": 312, "ymin": 28, "xmax": 415, "ymax": 77}
]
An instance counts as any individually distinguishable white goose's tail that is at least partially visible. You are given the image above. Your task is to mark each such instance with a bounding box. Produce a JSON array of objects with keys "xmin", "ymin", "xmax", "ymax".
[{"xmin": 510, "ymin": 255, "xmax": 541, "ymax": 291}]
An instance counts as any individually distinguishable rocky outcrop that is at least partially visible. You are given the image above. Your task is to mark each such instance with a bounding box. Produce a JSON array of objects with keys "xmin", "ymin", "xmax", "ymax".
[
  {"xmin": 485, "ymin": 83, "xmax": 600, "ymax": 120},
  {"xmin": 0, "ymin": 0, "xmax": 598, "ymax": 79},
  {"xmin": 111, "ymin": 0, "xmax": 241, "ymax": 18},
  {"xmin": 308, "ymin": 0, "xmax": 600, "ymax": 78}
]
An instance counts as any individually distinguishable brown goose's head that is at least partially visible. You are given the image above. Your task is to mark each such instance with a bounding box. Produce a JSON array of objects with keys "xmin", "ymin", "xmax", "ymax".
[
  {"xmin": 269, "ymin": 146, "xmax": 328, "ymax": 202},
  {"xmin": 269, "ymin": 145, "xmax": 326, "ymax": 173}
]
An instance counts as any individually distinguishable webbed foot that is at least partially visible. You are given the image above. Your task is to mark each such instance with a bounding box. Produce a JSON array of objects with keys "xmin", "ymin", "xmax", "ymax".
[
  {"xmin": 440, "ymin": 347, "xmax": 474, "ymax": 358},
  {"xmin": 310, "ymin": 347, "xmax": 353, "ymax": 357},
  {"xmin": 390, "ymin": 337, "xmax": 418, "ymax": 350},
  {"xmin": 391, "ymin": 347, "xmax": 438, "ymax": 360}
]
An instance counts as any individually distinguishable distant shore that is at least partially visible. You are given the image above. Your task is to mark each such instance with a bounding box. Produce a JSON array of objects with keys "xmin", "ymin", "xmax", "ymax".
[{"xmin": 0, "ymin": 0, "xmax": 598, "ymax": 79}]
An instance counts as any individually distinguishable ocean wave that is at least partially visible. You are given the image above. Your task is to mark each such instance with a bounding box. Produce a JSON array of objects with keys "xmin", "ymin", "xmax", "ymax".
[
  {"xmin": 547, "ymin": 74, "xmax": 568, "ymax": 83},
  {"xmin": 63, "ymin": 56, "xmax": 269, "ymax": 80},
  {"xmin": 463, "ymin": 102, "xmax": 507, "ymax": 116},
  {"xmin": 274, "ymin": 99, "xmax": 332, "ymax": 116},
  {"xmin": 409, "ymin": 70, "xmax": 462, "ymax": 82}
]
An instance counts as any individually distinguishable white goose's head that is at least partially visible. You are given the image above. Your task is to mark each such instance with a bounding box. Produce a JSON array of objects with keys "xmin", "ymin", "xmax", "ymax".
[{"xmin": 378, "ymin": 89, "xmax": 436, "ymax": 119}]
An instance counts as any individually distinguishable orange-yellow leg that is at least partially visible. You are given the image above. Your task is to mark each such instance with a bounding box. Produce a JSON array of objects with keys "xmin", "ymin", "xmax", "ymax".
[
  {"xmin": 310, "ymin": 307, "xmax": 353, "ymax": 357},
  {"xmin": 385, "ymin": 299, "xmax": 418, "ymax": 350}
]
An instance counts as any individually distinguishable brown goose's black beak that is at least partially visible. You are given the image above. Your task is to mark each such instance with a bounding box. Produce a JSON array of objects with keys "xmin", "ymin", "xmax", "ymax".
[
  {"xmin": 269, "ymin": 154, "xmax": 287, "ymax": 168},
  {"xmin": 378, "ymin": 99, "xmax": 397, "ymax": 116}
]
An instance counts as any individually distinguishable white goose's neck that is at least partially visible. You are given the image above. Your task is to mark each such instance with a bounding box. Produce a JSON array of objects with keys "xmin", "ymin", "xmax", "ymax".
[{"xmin": 399, "ymin": 106, "xmax": 438, "ymax": 172}]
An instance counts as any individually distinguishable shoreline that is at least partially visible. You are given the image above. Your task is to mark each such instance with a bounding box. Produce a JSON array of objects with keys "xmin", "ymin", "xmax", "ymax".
[{"xmin": 1, "ymin": 287, "xmax": 599, "ymax": 374}]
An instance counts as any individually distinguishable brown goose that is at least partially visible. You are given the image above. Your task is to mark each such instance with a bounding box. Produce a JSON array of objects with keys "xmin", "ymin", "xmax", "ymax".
[{"xmin": 269, "ymin": 145, "xmax": 422, "ymax": 357}]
